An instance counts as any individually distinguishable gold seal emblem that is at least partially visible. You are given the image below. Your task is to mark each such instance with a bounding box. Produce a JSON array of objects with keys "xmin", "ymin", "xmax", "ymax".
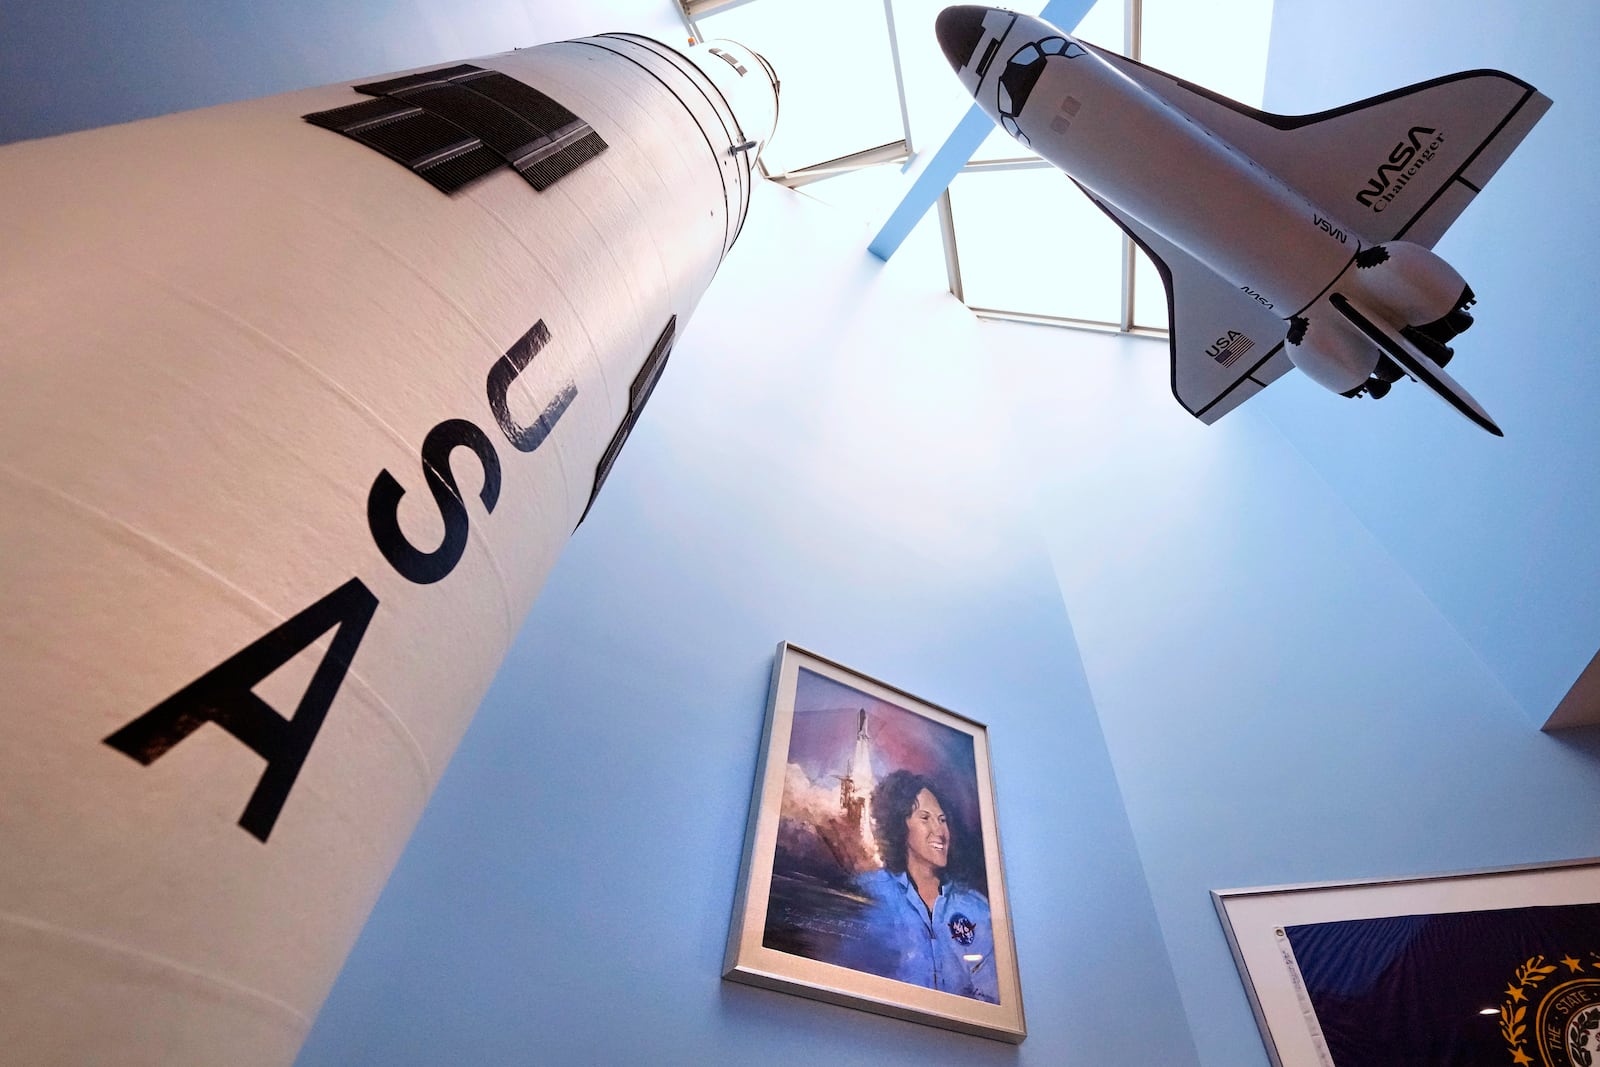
[{"xmin": 1500, "ymin": 954, "xmax": 1600, "ymax": 1065}]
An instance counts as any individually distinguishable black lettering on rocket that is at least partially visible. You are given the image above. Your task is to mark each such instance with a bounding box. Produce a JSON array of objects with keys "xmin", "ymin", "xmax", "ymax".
[
  {"xmin": 103, "ymin": 318, "xmax": 583, "ymax": 840},
  {"xmin": 103, "ymin": 309, "xmax": 675, "ymax": 841},
  {"xmin": 486, "ymin": 319, "xmax": 577, "ymax": 453},
  {"xmin": 103, "ymin": 578, "xmax": 379, "ymax": 842},
  {"xmin": 368, "ymin": 418, "xmax": 503, "ymax": 586}
]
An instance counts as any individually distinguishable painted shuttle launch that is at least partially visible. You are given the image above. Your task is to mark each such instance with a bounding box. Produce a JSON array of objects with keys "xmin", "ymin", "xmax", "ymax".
[
  {"xmin": 0, "ymin": 32, "xmax": 774, "ymax": 1066},
  {"xmin": 936, "ymin": 6, "xmax": 1550, "ymax": 433}
]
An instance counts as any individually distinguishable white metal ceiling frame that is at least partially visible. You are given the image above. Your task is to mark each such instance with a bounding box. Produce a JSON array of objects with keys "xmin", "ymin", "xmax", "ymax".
[
  {"xmin": 949, "ymin": 0, "xmax": 1162, "ymax": 336},
  {"xmin": 680, "ymin": 0, "xmax": 1166, "ymax": 339},
  {"xmin": 682, "ymin": 0, "xmax": 915, "ymax": 188}
]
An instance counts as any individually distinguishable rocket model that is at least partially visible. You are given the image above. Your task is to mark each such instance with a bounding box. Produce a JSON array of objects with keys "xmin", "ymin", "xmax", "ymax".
[
  {"xmin": 849, "ymin": 709, "xmax": 877, "ymax": 858},
  {"xmin": 935, "ymin": 6, "xmax": 1551, "ymax": 433},
  {"xmin": 0, "ymin": 32, "xmax": 774, "ymax": 1067}
]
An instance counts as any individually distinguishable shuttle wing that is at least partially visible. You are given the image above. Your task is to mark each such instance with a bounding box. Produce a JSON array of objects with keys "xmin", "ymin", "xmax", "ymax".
[
  {"xmin": 1085, "ymin": 44, "xmax": 1551, "ymax": 248},
  {"xmin": 1075, "ymin": 181, "xmax": 1293, "ymax": 423}
]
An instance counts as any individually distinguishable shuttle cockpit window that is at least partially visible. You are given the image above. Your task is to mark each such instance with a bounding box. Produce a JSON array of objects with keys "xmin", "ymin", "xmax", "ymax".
[{"xmin": 997, "ymin": 37, "xmax": 1087, "ymax": 144}]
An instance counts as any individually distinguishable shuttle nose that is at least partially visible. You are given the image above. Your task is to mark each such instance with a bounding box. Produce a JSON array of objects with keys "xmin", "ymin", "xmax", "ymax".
[{"xmin": 936, "ymin": 5, "xmax": 990, "ymax": 71}]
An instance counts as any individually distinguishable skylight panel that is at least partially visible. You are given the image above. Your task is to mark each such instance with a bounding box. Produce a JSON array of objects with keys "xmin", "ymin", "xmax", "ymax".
[
  {"xmin": 690, "ymin": 0, "xmax": 1276, "ymax": 337},
  {"xmin": 1062, "ymin": 0, "xmax": 1127, "ymax": 56},
  {"xmin": 1139, "ymin": 0, "xmax": 1274, "ymax": 108},
  {"xmin": 1133, "ymin": 247, "xmax": 1167, "ymax": 330},
  {"xmin": 695, "ymin": 0, "xmax": 907, "ymax": 174},
  {"xmin": 887, "ymin": 0, "xmax": 988, "ymax": 152},
  {"xmin": 949, "ymin": 167, "xmax": 1124, "ymax": 324}
]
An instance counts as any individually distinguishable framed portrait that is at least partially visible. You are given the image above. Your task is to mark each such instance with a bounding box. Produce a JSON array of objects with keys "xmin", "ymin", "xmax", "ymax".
[
  {"xmin": 1213, "ymin": 858, "xmax": 1600, "ymax": 1067},
  {"xmin": 723, "ymin": 643, "xmax": 1025, "ymax": 1042}
]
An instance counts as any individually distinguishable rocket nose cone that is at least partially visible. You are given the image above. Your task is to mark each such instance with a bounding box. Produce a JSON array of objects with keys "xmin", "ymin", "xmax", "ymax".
[{"xmin": 936, "ymin": 5, "xmax": 990, "ymax": 72}]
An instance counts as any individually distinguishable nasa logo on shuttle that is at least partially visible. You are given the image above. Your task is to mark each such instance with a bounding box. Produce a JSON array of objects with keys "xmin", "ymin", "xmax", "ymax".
[
  {"xmin": 1239, "ymin": 286, "xmax": 1274, "ymax": 310},
  {"xmin": 1355, "ymin": 125, "xmax": 1444, "ymax": 212},
  {"xmin": 1313, "ymin": 214, "xmax": 1349, "ymax": 244}
]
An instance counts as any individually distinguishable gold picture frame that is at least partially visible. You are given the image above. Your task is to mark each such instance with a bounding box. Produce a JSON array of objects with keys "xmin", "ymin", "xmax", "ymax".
[{"xmin": 723, "ymin": 642, "xmax": 1025, "ymax": 1042}]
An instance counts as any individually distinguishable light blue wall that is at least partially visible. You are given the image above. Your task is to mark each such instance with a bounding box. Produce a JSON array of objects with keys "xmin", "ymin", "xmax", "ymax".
[
  {"xmin": 296, "ymin": 183, "xmax": 1198, "ymax": 1065},
  {"xmin": 287, "ymin": 172, "xmax": 1204, "ymax": 1066},
  {"xmin": 983, "ymin": 6, "xmax": 1600, "ymax": 1063},
  {"xmin": 993, "ymin": 322, "xmax": 1600, "ymax": 1066},
  {"xmin": 1256, "ymin": 0, "xmax": 1600, "ymax": 720}
]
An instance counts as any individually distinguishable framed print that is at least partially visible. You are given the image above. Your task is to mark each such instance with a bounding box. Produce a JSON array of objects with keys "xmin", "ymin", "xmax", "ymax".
[
  {"xmin": 1213, "ymin": 858, "xmax": 1600, "ymax": 1067},
  {"xmin": 723, "ymin": 643, "xmax": 1025, "ymax": 1042}
]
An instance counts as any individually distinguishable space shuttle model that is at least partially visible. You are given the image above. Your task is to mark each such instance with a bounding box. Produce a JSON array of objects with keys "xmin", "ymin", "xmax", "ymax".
[
  {"xmin": 0, "ymin": 32, "xmax": 774, "ymax": 1067},
  {"xmin": 936, "ymin": 6, "xmax": 1551, "ymax": 433}
]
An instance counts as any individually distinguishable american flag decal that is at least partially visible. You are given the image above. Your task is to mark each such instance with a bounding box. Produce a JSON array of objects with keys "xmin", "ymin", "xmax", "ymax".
[{"xmin": 1206, "ymin": 330, "xmax": 1256, "ymax": 367}]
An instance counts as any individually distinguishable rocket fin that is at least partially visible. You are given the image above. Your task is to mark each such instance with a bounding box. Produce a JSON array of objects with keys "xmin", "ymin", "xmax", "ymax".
[
  {"xmin": 1075, "ymin": 181, "xmax": 1292, "ymax": 424},
  {"xmin": 1084, "ymin": 44, "xmax": 1550, "ymax": 248}
]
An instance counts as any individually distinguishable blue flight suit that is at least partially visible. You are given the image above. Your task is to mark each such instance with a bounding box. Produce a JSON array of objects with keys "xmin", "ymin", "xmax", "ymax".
[{"xmin": 854, "ymin": 868, "xmax": 999, "ymax": 1003}]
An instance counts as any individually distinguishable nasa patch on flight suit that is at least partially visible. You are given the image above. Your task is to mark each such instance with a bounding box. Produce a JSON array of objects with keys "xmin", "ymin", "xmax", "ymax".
[{"xmin": 948, "ymin": 914, "xmax": 977, "ymax": 946}]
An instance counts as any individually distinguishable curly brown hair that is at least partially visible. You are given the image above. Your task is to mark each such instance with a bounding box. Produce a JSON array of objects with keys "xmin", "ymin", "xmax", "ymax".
[{"xmin": 870, "ymin": 769, "xmax": 947, "ymax": 875}]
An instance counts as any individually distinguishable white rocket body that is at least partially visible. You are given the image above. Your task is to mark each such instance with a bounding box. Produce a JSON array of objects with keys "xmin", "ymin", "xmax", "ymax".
[
  {"xmin": 0, "ymin": 33, "xmax": 773, "ymax": 1065},
  {"xmin": 937, "ymin": 6, "xmax": 1551, "ymax": 433}
]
